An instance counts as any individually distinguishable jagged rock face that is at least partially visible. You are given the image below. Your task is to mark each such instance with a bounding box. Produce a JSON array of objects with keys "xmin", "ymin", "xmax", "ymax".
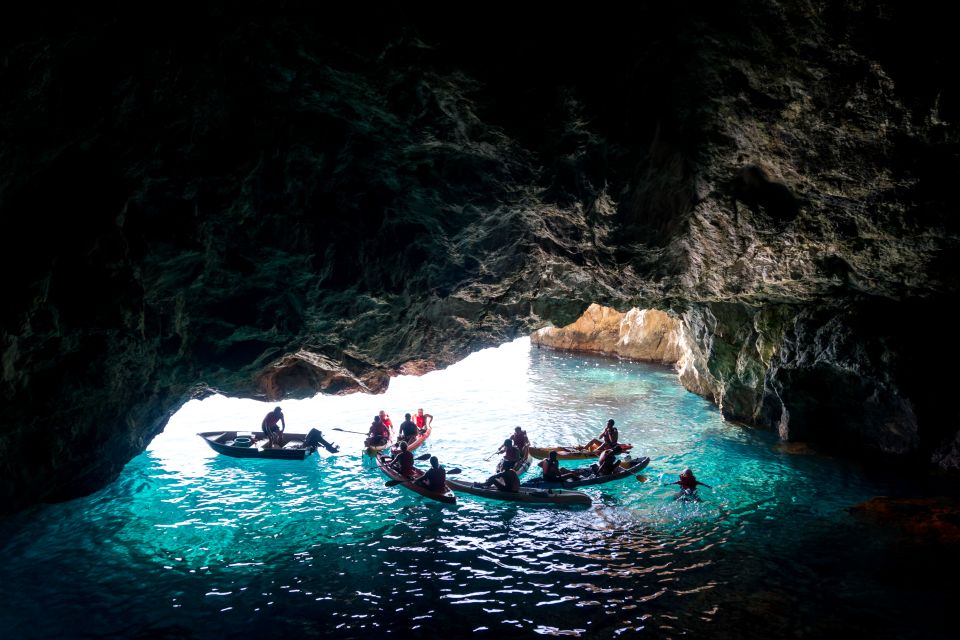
[{"xmin": 1, "ymin": 2, "xmax": 958, "ymax": 513}]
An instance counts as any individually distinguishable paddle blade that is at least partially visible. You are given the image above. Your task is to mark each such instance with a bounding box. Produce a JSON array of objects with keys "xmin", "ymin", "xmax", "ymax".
[
  {"xmin": 446, "ymin": 468, "xmax": 461, "ymax": 475},
  {"xmin": 384, "ymin": 479, "xmax": 404, "ymax": 487},
  {"xmin": 635, "ymin": 474, "xmax": 649, "ymax": 482},
  {"xmin": 416, "ymin": 453, "xmax": 432, "ymax": 461}
]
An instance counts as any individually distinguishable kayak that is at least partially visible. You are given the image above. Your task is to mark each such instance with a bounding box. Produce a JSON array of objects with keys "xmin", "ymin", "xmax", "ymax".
[
  {"xmin": 521, "ymin": 456, "xmax": 650, "ymax": 489},
  {"xmin": 528, "ymin": 443, "xmax": 634, "ymax": 460},
  {"xmin": 391, "ymin": 423, "xmax": 432, "ymax": 455},
  {"xmin": 377, "ymin": 453, "xmax": 456, "ymax": 504},
  {"xmin": 446, "ymin": 478, "xmax": 591, "ymax": 506},
  {"xmin": 363, "ymin": 427, "xmax": 394, "ymax": 457}
]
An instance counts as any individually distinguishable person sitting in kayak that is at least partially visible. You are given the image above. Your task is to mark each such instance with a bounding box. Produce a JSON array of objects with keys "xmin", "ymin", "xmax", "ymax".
[
  {"xmin": 539, "ymin": 450, "xmax": 581, "ymax": 482},
  {"xmin": 261, "ymin": 406, "xmax": 285, "ymax": 448},
  {"xmin": 510, "ymin": 426, "xmax": 529, "ymax": 451},
  {"xmin": 414, "ymin": 408, "xmax": 433, "ymax": 432},
  {"xmin": 415, "ymin": 456, "xmax": 446, "ymax": 491},
  {"xmin": 388, "ymin": 441, "xmax": 415, "ymax": 478},
  {"xmin": 495, "ymin": 438, "xmax": 520, "ymax": 472},
  {"xmin": 365, "ymin": 415, "xmax": 390, "ymax": 448},
  {"xmin": 478, "ymin": 468, "xmax": 520, "ymax": 493},
  {"xmin": 585, "ymin": 419, "xmax": 618, "ymax": 452},
  {"xmin": 671, "ymin": 468, "xmax": 712, "ymax": 501},
  {"xmin": 592, "ymin": 445, "xmax": 624, "ymax": 476},
  {"xmin": 397, "ymin": 413, "xmax": 418, "ymax": 444},
  {"xmin": 378, "ymin": 410, "xmax": 394, "ymax": 431}
]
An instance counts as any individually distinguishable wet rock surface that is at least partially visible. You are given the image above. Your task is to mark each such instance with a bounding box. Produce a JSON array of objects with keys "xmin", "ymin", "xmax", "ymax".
[{"xmin": 1, "ymin": 2, "xmax": 958, "ymax": 512}]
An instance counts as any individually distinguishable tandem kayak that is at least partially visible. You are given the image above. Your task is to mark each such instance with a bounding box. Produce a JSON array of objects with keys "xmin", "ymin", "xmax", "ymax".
[
  {"xmin": 376, "ymin": 453, "xmax": 455, "ymax": 504},
  {"xmin": 497, "ymin": 445, "xmax": 532, "ymax": 475},
  {"xmin": 391, "ymin": 423, "xmax": 433, "ymax": 455},
  {"xmin": 521, "ymin": 456, "xmax": 651, "ymax": 489},
  {"xmin": 363, "ymin": 427, "xmax": 394, "ymax": 457},
  {"xmin": 528, "ymin": 443, "xmax": 634, "ymax": 460},
  {"xmin": 446, "ymin": 478, "xmax": 591, "ymax": 506}
]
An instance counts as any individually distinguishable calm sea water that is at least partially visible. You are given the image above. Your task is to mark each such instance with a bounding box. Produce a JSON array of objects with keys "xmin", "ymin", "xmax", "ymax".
[{"xmin": 0, "ymin": 338, "xmax": 952, "ymax": 639}]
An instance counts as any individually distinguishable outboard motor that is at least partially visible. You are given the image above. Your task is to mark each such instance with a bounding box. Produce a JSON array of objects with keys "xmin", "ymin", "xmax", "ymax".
[{"xmin": 305, "ymin": 428, "xmax": 340, "ymax": 453}]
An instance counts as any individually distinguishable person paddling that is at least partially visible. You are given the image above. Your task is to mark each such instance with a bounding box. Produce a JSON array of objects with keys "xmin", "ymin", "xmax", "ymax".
[
  {"xmin": 495, "ymin": 438, "xmax": 520, "ymax": 472},
  {"xmin": 365, "ymin": 415, "xmax": 390, "ymax": 448},
  {"xmin": 478, "ymin": 467, "xmax": 520, "ymax": 493},
  {"xmin": 592, "ymin": 445, "xmax": 623, "ymax": 476},
  {"xmin": 671, "ymin": 468, "xmax": 712, "ymax": 501},
  {"xmin": 415, "ymin": 456, "xmax": 447, "ymax": 491},
  {"xmin": 388, "ymin": 441, "xmax": 415, "ymax": 479}
]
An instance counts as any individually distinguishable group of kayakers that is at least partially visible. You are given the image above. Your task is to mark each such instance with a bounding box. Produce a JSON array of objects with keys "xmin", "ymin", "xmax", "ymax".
[
  {"xmin": 265, "ymin": 405, "xmax": 711, "ymax": 501},
  {"xmin": 364, "ymin": 408, "xmax": 433, "ymax": 449}
]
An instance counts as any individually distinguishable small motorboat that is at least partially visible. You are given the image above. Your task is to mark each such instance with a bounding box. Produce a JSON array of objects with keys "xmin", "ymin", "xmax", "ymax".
[{"xmin": 198, "ymin": 428, "xmax": 339, "ymax": 460}]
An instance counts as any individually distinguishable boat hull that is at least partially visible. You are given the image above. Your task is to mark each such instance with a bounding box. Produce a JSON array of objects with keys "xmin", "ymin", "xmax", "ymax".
[
  {"xmin": 522, "ymin": 457, "xmax": 651, "ymax": 489},
  {"xmin": 528, "ymin": 443, "xmax": 634, "ymax": 460},
  {"xmin": 446, "ymin": 478, "xmax": 591, "ymax": 505},
  {"xmin": 198, "ymin": 431, "xmax": 315, "ymax": 460},
  {"xmin": 377, "ymin": 453, "xmax": 456, "ymax": 504}
]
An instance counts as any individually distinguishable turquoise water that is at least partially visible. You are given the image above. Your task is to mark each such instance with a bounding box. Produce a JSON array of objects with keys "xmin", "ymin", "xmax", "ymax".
[{"xmin": 0, "ymin": 338, "xmax": 952, "ymax": 638}]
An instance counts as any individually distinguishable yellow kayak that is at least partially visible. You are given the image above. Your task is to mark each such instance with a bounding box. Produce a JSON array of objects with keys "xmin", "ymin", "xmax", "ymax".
[{"xmin": 528, "ymin": 443, "xmax": 634, "ymax": 460}]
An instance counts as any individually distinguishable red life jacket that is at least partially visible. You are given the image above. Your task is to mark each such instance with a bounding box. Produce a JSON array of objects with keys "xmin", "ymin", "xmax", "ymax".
[{"xmin": 415, "ymin": 414, "xmax": 427, "ymax": 428}]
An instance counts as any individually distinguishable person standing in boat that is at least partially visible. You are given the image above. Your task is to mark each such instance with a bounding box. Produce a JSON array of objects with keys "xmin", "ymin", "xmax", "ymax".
[
  {"xmin": 415, "ymin": 456, "xmax": 446, "ymax": 491},
  {"xmin": 261, "ymin": 406, "xmax": 286, "ymax": 448},
  {"xmin": 670, "ymin": 468, "xmax": 712, "ymax": 501},
  {"xmin": 366, "ymin": 415, "xmax": 390, "ymax": 448},
  {"xmin": 397, "ymin": 413, "xmax": 418, "ymax": 444},
  {"xmin": 388, "ymin": 441, "xmax": 415, "ymax": 478},
  {"xmin": 478, "ymin": 467, "xmax": 520, "ymax": 493},
  {"xmin": 495, "ymin": 438, "xmax": 520, "ymax": 472},
  {"xmin": 586, "ymin": 419, "xmax": 618, "ymax": 452},
  {"xmin": 413, "ymin": 407, "xmax": 433, "ymax": 433}
]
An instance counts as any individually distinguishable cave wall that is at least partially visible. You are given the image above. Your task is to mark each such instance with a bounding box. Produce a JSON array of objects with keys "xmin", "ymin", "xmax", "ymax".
[{"xmin": 1, "ymin": 1, "xmax": 958, "ymax": 513}]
